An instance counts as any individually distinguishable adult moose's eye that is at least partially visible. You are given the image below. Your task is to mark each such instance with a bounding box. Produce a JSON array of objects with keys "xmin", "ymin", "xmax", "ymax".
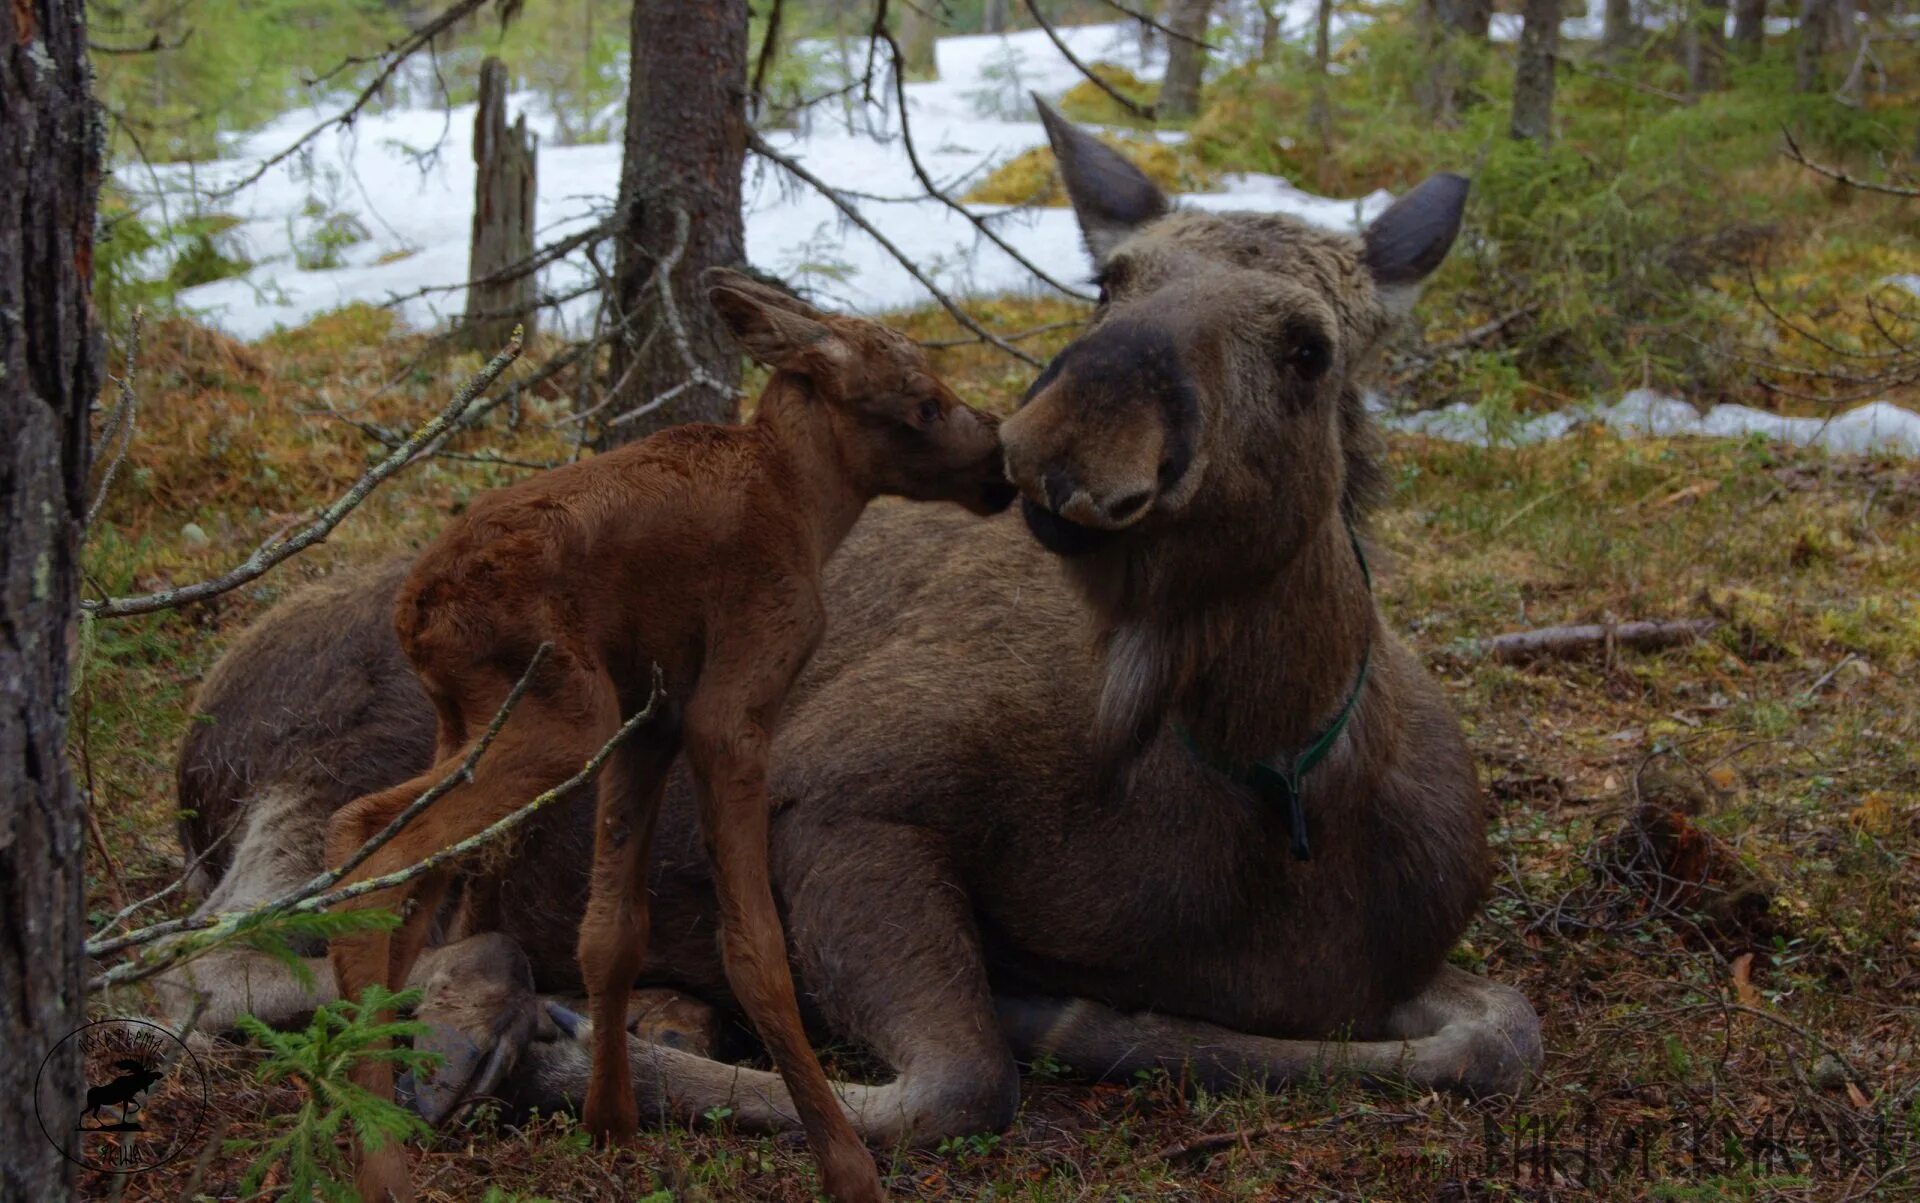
[
  {"xmin": 916, "ymin": 398, "xmax": 942, "ymax": 426},
  {"xmin": 1283, "ymin": 324, "xmax": 1332, "ymax": 381}
]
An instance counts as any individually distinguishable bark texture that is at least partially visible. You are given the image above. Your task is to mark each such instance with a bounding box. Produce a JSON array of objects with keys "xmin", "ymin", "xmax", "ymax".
[
  {"xmin": 1687, "ymin": 0, "xmax": 1729, "ymax": 91},
  {"xmin": 1796, "ymin": 0, "xmax": 1834, "ymax": 90},
  {"xmin": 1159, "ymin": 0, "xmax": 1216, "ymax": 120},
  {"xmin": 465, "ymin": 57, "xmax": 539, "ymax": 353},
  {"xmin": 603, "ymin": 0, "xmax": 747, "ymax": 442},
  {"xmin": 1603, "ymin": 0, "xmax": 1639, "ymax": 54},
  {"xmin": 1432, "ymin": 0, "xmax": 1493, "ymax": 37},
  {"xmin": 1, "ymin": 0, "xmax": 102, "ymax": 1194},
  {"xmin": 1510, "ymin": 0, "xmax": 1561, "ymax": 144},
  {"xmin": 1732, "ymin": 0, "xmax": 1767, "ymax": 55}
]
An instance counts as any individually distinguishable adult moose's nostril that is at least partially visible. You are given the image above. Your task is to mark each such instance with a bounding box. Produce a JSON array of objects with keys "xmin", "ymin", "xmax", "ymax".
[
  {"xmin": 1105, "ymin": 489, "xmax": 1152, "ymax": 524},
  {"xmin": 1042, "ymin": 467, "xmax": 1075, "ymax": 513}
]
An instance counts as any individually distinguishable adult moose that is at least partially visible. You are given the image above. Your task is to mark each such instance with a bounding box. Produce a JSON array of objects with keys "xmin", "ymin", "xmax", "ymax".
[{"xmin": 155, "ymin": 104, "xmax": 1542, "ymax": 1165}]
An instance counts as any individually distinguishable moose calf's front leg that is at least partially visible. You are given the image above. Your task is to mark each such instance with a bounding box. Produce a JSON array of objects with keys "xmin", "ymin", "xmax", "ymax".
[{"xmin": 687, "ymin": 714, "xmax": 885, "ymax": 1203}]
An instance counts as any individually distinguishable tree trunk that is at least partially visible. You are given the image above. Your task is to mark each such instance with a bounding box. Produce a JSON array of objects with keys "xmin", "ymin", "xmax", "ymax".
[
  {"xmin": 896, "ymin": 2, "xmax": 937, "ymax": 77},
  {"xmin": 1687, "ymin": 0, "xmax": 1729, "ymax": 90},
  {"xmin": 1796, "ymin": 0, "xmax": 1833, "ymax": 90},
  {"xmin": 1510, "ymin": 0, "xmax": 1561, "ymax": 144},
  {"xmin": 983, "ymin": 0, "xmax": 1009, "ymax": 34},
  {"xmin": 1310, "ymin": 0, "xmax": 1334, "ymax": 151},
  {"xmin": 1259, "ymin": 2, "xmax": 1282, "ymax": 60},
  {"xmin": 1, "ymin": 0, "xmax": 101, "ymax": 1194},
  {"xmin": 1159, "ymin": 0, "xmax": 1216, "ymax": 120},
  {"xmin": 1433, "ymin": 0, "xmax": 1493, "ymax": 37},
  {"xmin": 1732, "ymin": 0, "xmax": 1766, "ymax": 56},
  {"xmin": 603, "ymin": 0, "xmax": 746, "ymax": 443},
  {"xmin": 1603, "ymin": 0, "xmax": 1641, "ymax": 55},
  {"xmin": 465, "ymin": 57, "xmax": 539, "ymax": 353}
]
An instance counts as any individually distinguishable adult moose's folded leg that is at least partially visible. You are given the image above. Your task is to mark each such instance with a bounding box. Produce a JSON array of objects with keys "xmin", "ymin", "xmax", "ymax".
[{"xmin": 996, "ymin": 965, "xmax": 1542, "ymax": 1100}]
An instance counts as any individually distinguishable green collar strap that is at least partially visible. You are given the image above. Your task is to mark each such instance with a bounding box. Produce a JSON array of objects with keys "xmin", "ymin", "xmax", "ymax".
[{"xmin": 1174, "ymin": 528, "xmax": 1373, "ymax": 862}]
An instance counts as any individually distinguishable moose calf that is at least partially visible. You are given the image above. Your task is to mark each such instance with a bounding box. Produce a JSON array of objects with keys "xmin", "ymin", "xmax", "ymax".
[{"xmin": 323, "ymin": 272, "xmax": 1013, "ymax": 1203}]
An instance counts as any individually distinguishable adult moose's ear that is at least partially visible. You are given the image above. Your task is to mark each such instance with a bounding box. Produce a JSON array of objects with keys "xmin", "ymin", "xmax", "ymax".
[
  {"xmin": 1034, "ymin": 95, "xmax": 1171, "ymax": 265},
  {"xmin": 1361, "ymin": 173, "xmax": 1470, "ymax": 315},
  {"xmin": 707, "ymin": 270, "xmax": 852, "ymax": 385}
]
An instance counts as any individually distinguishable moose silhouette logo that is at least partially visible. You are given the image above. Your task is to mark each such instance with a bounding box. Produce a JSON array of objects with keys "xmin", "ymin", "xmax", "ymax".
[{"xmin": 34, "ymin": 1018, "xmax": 208, "ymax": 1175}]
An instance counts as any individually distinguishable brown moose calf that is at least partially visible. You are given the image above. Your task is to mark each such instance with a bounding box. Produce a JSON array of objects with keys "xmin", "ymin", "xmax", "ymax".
[{"xmin": 323, "ymin": 272, "xmax": 1014, "ymax": 1203}]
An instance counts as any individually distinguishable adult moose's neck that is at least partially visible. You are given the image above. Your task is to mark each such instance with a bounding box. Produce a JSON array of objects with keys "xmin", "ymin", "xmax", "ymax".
[
  {"xmin": 752, "ymin": 374, "xmax": 872, "ymax": 569},
  {"xmin": 1087, "ymin": 510, "xmax": 1378, "ymax": 771}
]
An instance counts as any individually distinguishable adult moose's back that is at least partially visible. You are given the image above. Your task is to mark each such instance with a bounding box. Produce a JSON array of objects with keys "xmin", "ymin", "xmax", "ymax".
[{"xmin": 158, "ymin": 104, "xmax": 1542, "ymax": 1152}]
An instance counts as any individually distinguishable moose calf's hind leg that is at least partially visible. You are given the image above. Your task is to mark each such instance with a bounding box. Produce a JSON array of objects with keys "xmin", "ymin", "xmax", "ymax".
[
  {"xmin": 578, "ymin": 739, "xmax": 670, "ymax": 1146},
  {"xmin": 687, "ymin": 717, "xmax": 885, "ymax": 1203}
]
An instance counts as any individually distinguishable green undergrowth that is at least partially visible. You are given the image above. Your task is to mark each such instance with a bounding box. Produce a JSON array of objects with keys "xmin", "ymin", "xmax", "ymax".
[{"xmin": 1188, "ymin": 14, "xmax": 1920, "ymax": 414}]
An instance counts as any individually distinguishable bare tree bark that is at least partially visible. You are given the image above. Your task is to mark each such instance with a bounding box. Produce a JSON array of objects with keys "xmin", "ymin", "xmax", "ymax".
[
  {"xmin": 1687, "ymin": 0, "xmax": 1729, "ymax": 90},
  {"xmin": 1159, "ymin": 0, "xmax": 1216, "ymax": 120},
  {"xmin": 2, "ymin": 0, "xmax": 101, "ymax": 1192},
  {"xmin": 1510, "ymin": 0, "xmax": 1561, "ymax": 144},
  {"xmin": 896, "ymin": 1, "xmax": 938, "ymax": 76},
  {"xmin": 604, "ymin": 0, "xmax": 746, "ymax": 443},
  {"xmin": 465, "ymin": 57, "xmax": 539, "ymax": 352},
  {"xmin": 1259, "ymin": 1, "xmax": 1282, "ymax": 59},
  {"xmin": 1432, "ymin": 0, "xmax": 1493, "ymax": 37},
  {"xmin": 1732, "ymin": 0, "xmax": 1767, "ymax": 55},
  {"xmin": 1310, "ymin": 0, "xmax": 1334, "ymax": 151},
  {"xmin": 983, "ymin": 0, "xmax": 1010, "ymax": 33},
  {"xmin": 1603, "ymin": 0, "xmax": 1640, "ymax": 54},
  {"xmin": 1796, "ymin": 0, "xmax": 1835, "ymax": 90}
]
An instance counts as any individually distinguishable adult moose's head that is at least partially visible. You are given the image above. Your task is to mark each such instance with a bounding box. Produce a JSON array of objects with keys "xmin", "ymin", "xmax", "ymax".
[{"xmin": 1001, "ymin": 100, "xmax": 1468, "ymax": 610}]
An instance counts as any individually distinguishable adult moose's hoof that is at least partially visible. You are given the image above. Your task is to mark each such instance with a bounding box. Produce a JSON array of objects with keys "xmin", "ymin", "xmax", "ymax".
[{"xmin": 398, "ymin": 933, "xmax": 546, "ymax": 1126}]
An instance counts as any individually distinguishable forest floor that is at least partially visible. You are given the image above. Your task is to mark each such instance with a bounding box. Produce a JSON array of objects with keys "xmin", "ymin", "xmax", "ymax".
[{"xmin": 75, "ymin": 296, "xmax": 1920, "ymax": 1201}]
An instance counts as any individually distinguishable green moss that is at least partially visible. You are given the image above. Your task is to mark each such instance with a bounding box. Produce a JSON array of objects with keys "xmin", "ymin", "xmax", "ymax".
[
  {"xmin": 965, "ymin": 135, "xmax": 1211, "ymax": 207},
  {"xmin": 1056, "ymin": 61, "xmax": 1160, "ymax": 128}
]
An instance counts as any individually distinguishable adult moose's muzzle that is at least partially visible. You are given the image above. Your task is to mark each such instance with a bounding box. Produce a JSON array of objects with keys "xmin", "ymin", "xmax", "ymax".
[{"xmin": 1000, "ymin": 317, "xmax": 1200, "ymax": 557}]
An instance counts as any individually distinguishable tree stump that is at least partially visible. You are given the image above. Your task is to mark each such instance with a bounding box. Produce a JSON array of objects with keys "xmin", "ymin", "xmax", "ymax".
[{"xmin": 465, "ymin": 57, "xmax": 539, "ymax": 352}]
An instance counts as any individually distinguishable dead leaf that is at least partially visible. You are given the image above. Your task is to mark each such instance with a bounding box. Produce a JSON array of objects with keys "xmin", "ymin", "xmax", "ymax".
[
  {"xmin": 1708, "ymin": 764, "xmax": 1740, "ymax": 792},
  {"xmin": 1847, "ymin": 1081, "xmax": 1871, "ymax": 1111},
  {"xmin": 1730, "ymin": 953, "xmax": 1760, "ymax": 1007}
]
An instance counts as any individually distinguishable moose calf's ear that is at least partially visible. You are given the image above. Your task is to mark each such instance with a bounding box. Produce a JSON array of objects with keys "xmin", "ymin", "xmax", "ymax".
[
  {"xmin": 1034, "ymin": 95, "xmax": 1171, "ymax": 265},
  {"xmin": 708, "ymin": 282, "xmax": 851, "ymax": 384},
  {"xmin": 1362, "ymin": 172, "xmax": 1470, "ymax": 313}
]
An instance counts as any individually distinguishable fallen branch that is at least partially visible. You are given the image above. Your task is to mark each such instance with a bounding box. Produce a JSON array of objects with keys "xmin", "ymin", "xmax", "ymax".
[
  {"xmin": 81, "ymin": 327, "xmax": 525, "ymax": 619},
  {"xmin": 1141, "ymin": 1109, "xmax": 1411, "ymax": 1165},
  {"xmin": 1471, "ymin": 618, "xmax": 1719, "ymax": 663},
  {"xmin": 1781, "ymin": 128, "xmax": 1920, "ymax": 199}
]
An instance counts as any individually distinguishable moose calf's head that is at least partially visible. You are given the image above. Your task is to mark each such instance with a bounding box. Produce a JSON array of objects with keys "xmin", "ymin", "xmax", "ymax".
[
  {"xmin": 707, "ymin": 270, "xmax": 1016, "ymax": 516},
  {"xmin": 1001, "ymin": 101, "xmax": 1469, "ymax": 589}
]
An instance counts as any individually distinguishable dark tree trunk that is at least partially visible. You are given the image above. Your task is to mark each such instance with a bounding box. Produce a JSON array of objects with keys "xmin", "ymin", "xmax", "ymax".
[
  {"xmin": 1603, "ymin": 0, "xmax": 1641, "ymax": 55},
  {"xmin": 1159, "ymin": 0, "xmax": 1216, "ymax": 120},
  {"xmin": 1796, "ymin": 0, "xmax": 1834, "ymax": 90},
  {"xmin": 1510, "ymin": 0, "xmax": 1561, "ymax": 143},
  {"xmin": 465, "ymin": 57, "xmax": 539, "ymax": 353},
  {"xmin": 1433, "ymin": 0, "xmax": 1493, "ymax": 38},
  {"xmin": 603, "ymin": 0, "xmax": 746, "ymax": 443},
  {"xmin": 1310, "ymin": 0, "xmax": 1334, "ymax": 151},
  {"xmin": 983, "ymin": 0, "xmax": 1009, "ymax": 34},
  {"xmin": 1259, "ymin": 2, "xmax": 1282, "ymax": 60},
  {"xmin": 896, "ymin": 2, "xmax": 937, "ymax": 77},
  {"xmin": 1687, "ymin": 0, "xmax": 1729, "ymax": 90},
  {"xmin": 1, "ymin": 0, "xmax": 102, "ymax": 1194},
  {"xmin": 1732, "ymin": 0, "xmax": 1767, "ymax": 55}
]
